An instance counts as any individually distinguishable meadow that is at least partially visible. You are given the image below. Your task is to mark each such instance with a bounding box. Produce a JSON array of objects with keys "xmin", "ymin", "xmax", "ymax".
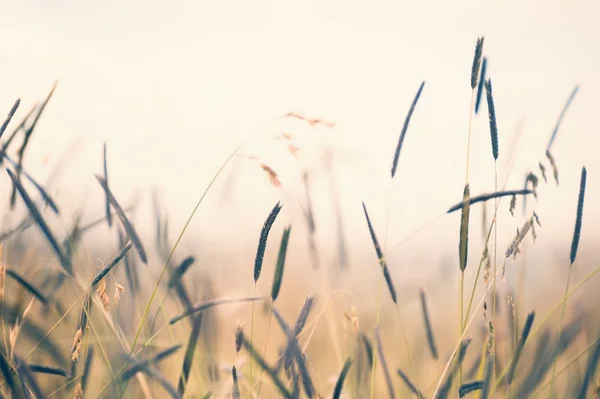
[{"xmin": 0, "ymin": 37, "xmax": 598, "ymax": 399}]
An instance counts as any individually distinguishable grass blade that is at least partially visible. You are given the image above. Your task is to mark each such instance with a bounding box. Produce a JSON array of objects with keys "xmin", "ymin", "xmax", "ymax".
[
  {"xmin": 241, "ymin": 334, "xmax": 293, "ymax": 399},
  {"xmin": 177, "ymin": 316, "xmax": 203, "ymax": 395},
  {"xmin": 475, "ymin": 58, "xmax": 487, "ymax": 114},
  {"xmin": 271, "ymin": 225, "xmax": 292, "ymax": 302},
  {"xmin": 576, "ymin": 337, "xmax": 600, "ymax": 398},
  {"xmin": 375, "ymin": 327, "xmax": 396, "ymax": 399},
  {"xmin": 459, "ymin": 184, "xmax": 471, "ymax": 272},
  {"xmin": 96, "ymin": 175, "xmax": 147, "ymax": 264},
  {"xmin": 391, "ymin": 81, "xmax": 425, "ymax": 178},
  {"xmin": 168, "ymin": 256, "xmax": 195, "ymax": 288},
  {"xmin": 436, "ymin": 338, "xmax": 471, "ymax": 399},
  {"xmin": 272, "ymin": 306, "xmax": 314, "ymax": 397},
  {"xmin": 254, "ymin": 201, "xmax": 283, "ymax": 282},
  {"xmin": 484, "ymin": 79, "xmax": 499, "ymax": 160},
  {"xmin": 570, "ymin": 166, "xmax": 586, "ymax": 265},
  {"xmin": 333, "ymin": 358, "xmax": 353, "ymax": 399},
  {"xmin": 459, "ymin": 380, "xmax": 483, "ymax": 397},
  {"xmin": 507, "ymin": 311, "xmax": 535, "ymax": 385},
  {"xmin": 7, "ymin": 168, "xmax": 72, "ymax": 274},
  {"xmin": 397, "ymin": 368, "xmax": 425, "ymax": 398},
  {"xmin": 15, "ymin": 355, "xmax": 45, "ymax": 399},
  {"xmin": 447, "ymin": 189, "xmax": 532, "ymax": 213},
  {"xmin": 122, "ymin": 344, "xmax": 182, "ymax": 381},
  {"xmin": 6, "ymin": 269, "xmax": 49, "ymax": 306},
  {"xmin": 470, "ymin": 37, "xmax": 485, "ymax": 89},
  {"xmin": 0, "ymin": 98, "xmax": 20, "ymax": 139},
  {"xmin": 232, "ymin": 365, "xmax": 241, "ymax": 399},
  {"xmin": 170, "ymin": 297, "xmax": 263, "ymax": 325},
  {"xmin": 90, "ymin": 241, "xmax": 133, "ymax": 288},
  {"xmin": 362, "ymin": 202, "xmax": 397, "ymax": 303},
  {"xmin": 419, "ymin": 289, "xmax": 438, "ymax": 359},
  {"xmin": 28, "ymin": 364, "xmax": 70, "ymax": 377},
  {"xmin": 103, "ymin": 142, "xmax": 112, "ymax": 227},
  {"xmin": 546, "ymin": 86, "xmax": 579, "ymax": 151}
]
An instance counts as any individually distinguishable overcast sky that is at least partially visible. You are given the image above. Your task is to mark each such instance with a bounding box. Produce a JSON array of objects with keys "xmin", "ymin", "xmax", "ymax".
[{"xmin": 1, "ymin": 1, "xmax": 599, "ymax": 282}]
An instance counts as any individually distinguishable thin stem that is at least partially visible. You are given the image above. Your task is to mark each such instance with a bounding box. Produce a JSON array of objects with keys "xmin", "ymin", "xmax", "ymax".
[
  {"xmin": 256, "ymin": 304, "xmax": 274, "ymax": 396},
  {"xmin": 492, "ymin": 162, "xmax": 498, "ymax": 383},
  {"xmin": 249, "ymin": 284, "xmax": 256, "ymax": 398},
  {"xmin": 550, "ymin": 266, "xmax": 572, "ymax": 396},
  {"xmin": 460, "ymin": 271, "xmax": 464, "ymax": 384}
]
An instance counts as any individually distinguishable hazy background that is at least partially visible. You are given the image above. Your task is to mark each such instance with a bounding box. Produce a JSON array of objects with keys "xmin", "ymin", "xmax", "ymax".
[{"xmin": 1, "ymin": 0, "xmax": 599, "ymax": 304}]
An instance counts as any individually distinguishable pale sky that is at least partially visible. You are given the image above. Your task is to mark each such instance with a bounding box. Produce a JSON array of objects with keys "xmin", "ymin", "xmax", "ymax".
[{"xmin": 1, "ymin": 1, "xmax": 599, "ymax": 285}]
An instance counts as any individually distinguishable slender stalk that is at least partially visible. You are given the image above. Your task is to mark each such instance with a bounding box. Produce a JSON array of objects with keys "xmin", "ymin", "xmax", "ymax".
[
  {"xmin": 256, "ymin": 304, "xmax": 274, "ymax": 397},
  {"xmin": 249, "ymin": 284, "xmax": 256, "ymax": 397},
  {"xmin": 492, "ymin": 163, "xmax": 498, "ymax": 383},
  {"xmin": 550, "ymin": 267, "xmax": 572, "ymax": 396}
]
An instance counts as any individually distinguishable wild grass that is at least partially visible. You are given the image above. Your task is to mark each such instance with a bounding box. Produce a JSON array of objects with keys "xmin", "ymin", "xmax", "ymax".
[{"xmin": 0, "ymin": 37, "xmax": 598, "ymax": 399}]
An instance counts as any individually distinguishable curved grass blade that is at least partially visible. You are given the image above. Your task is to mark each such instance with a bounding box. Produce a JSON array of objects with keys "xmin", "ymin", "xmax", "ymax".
[
  {"xmin": 15, "ymin": 355, "xmax": 45, "ymax": 399},
  {"xmin": 391, "ymin": 81, "xmax": 425, "ymax": 178},
  {"xmin": 397, "ymin": 368, "xmax": 425, "ymax": 398},
  {"xmin": 177, "ymin": 316, "xmax": 203, "ymax": 395},
  {"xmin": 361, "ymin": 334, "xmax": 374, "ymax": 368},
  {"xmin": 470, "ymin": 37, "xmax": 485, "ymax": 90},
  {"xmin": 0, "ymin": 98, "xmax": 20, "ymax": 139},
  {"xmin": 459, "ymin": 184, "xmax": 470, "ymax": 272},
  {"xmin": 0, "ymin": 351, "xmax": 23, "ymax": 397},
  {"xmin": 254, "ymin": 201, "xmax": 283, "ymax": 282},
  {"xmin": 2, "ymin": 152, "xmax": 59, "ymax": 214},
  {"xmin": 169, "ymin": 297, "xmax": 263, "ymax": 325},
  {"xmin": 362, "ymin": 202, "xmax": 397, "ymax": 303},
  {"xmin": 447, "ymin": 189, "xmax": 532, "ymax": 213},
  {"xmin": 0, "ymin": 102, "xmax": 37, "ymax": 161},
  {"xmin": 475, "ymin": 58, "xmax": 487, "ymax": 114},
  {"xmin": 81, "ymin": 346, "xmax": 94, "ymax": 392},
  {"xmin": 459, "ymin": 380, "xmax": 483, "ymax": 397},
  {"xmin": 333, "ymin": 358, "xmax": 353, "ymax": 399},
  {"xmin": 546, "ymin": 86, "xmax": 579, "ymax": 151},
  {"xmin": 7, "ymin": 168, "xmax": 72, "ymax": 274},
  {"xmin": 122, "ymin": 344, "xmax": 182, "ymax": 381},
  {"xmin": 28, "ymin": 364, "xmax": 70, "ymax": 377},
  {"xmin": 96, "ymin": 175, "xmax": 147, "ymax": 264},
  {"xmin": 168, "ymin": 256, "xmax": 195, "ymax": 288},
  {"xmin": 570, "ymin": 167, "xmax": 586, "ymax": 265},
  {"xmin": 272, "ymin": 306, "xmax": 314, "ymax": 397},
  {"xmin": 90, "ymin": 240, "xmax": 133, "ymax": 288},
  {"xmin": 241, "ymin": 334, "xmax": 293, "ymax": 399},
  {"xmin": 283, "ymin": 294, "xmax": 315, "ymax": 370},
  {"xmin": 484, "ymin": 79, "xmax": 499, "ymax": 160},
  {"xmin": 576, "ymin": 338, "xmax": 600, "ymax": 398},
  {"xmin": 103, "ymin": 142, "xmax": 112, "ymax": 227},
  {"xmin": 6, "ymin": 269, "xmax": 49, "ymax": 306},
  {"xmin": 271, "ymin": 225, "xmax": 292, "ymax": 302},
  {"xmin": 419, "ymin": 289, "xmax": 438, "ymax": 359},
  {"xmin": 436, "ymin": 338, "xmax": 471, "ymax": 399},
  {"xmin": 507, "ymin": 312, "xmax": 535, "ymax": 385},
  {"xmin": 375, "ymin": 327, "xmax": 396, "ymax": 399}
]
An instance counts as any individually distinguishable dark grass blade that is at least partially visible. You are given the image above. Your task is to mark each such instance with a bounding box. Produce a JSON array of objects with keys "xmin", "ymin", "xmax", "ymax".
[
  {"xmin": 475, "ymin": 58, "xmax": 487, "ymax": 114},
  {"xmin": 375, "ymin": 327, "xmax": 396, "ymax": 399},
  {"xmin": 294, "ymin": 294, "xmax": 314, "ymax": 336},
  {"xmin": 332, "ymin": 358, "xmax": 353, "ymax": 399},
  {"xmin": 361, "ymin": 334, "xmax": 374, "ymax": 369},
  {"xmin": 447, "ymin": 189, "xmax": 533, "ymax": 213},
  {"xmin": 479, "ymin": 357, "xmax": 493, "ymax": 398},
  {"xmin": 28, "ymin": 364, "xmax": 70, "ymax": 377},
  {"xmin": 177, "ymin": 316, "xmax": 203, "ymax": 395},
  {"xmin": 6, "ymin": 269, "xmax": 49, "ymax": 306},
  {"xmin": 271, "ymin": 225, "xmax": 292, "ymax": 302},
  {"xmin": 0, "ymin": 98, "xmax": 20, "ymax": 139},
  {"xmin": 459, "ymin": 380, "xmax": 484, "ymax": 397},
  {"xmin": 232, "ymin": 365, "xmax": 240, "ymax": 399},
  {"xmin": 419, "ymin": 289, "xmax": 438, "ymax": 359},
  {"xmin": 436, "ymin": 338, "xmax": 471, "ymax": 399},
  {"xmin": 576, "ymin": 337, "xmax": 600, "ymax": 398},
  {"xmin": 15, "ymin": 355, "xmax": 45, "ymax": 399},
  {"xmin": 170, "ymin": 297, "xmax": 263, "ymax": 325},
  {"xmin": 103, "ymin": 142, "xmax": 112, "ymax": 227},
  {"xmin": 119, "ymin": 228, "xmax": 139, "ymax": 294},
  {"xmin": 96, "ymin": 175, "xmax": 147, "ymax": 264},
  {"xmin": 0, "ymin": 351, "xmax": 23, "ymax": 397},
  {"xmin": 7, "ymin": 168, "xmax": 72, "ymax": 275},
  {"xmin": 507, "ymin": 312, "xmax": 535, "ymax": 385},
  {"xmin": 241, "ymin": 334, "xmax": 293, "ymax": 399},
  {"xmin": 570, "ymin": 167, "xmax": 586, "ymax": 265},
  {"xmin": 391, "ymin": 81, "xmax": 425, "ymax": 178},
  {"xmin": 272, "ymin": 307, "xmax": 314, "ymax": 398},
  {"xmin": 362, "ymin": 203, "xmax": 397, "ymax": 303},
  {"xmin": 145, "ymin": 368, "xmax": 182, "ymax": 399},
  {"xmin": 459, "ymin": 184, "xmax": 471, "ymax": 272},
  {"xmin": 471, "ymin": 37, "xmax": 485, "ymax": 90},
  {"xmin": 90, "ymin": 240, "xmax": 133, "ymax": 288},
  {"xmin": 168, "ymin": 256, "xmax": 195, "ymax": 288},
  {"xmin": 484, "ymin": 79, "xmax": 499, "ymax": 160},
  {"xmin": 254, "ymin": 201, "xmax": 283, "ymax": 282},
  {"xmin": 82, "ymin": 346, "xmax": 95, "ymax": 390},
  {"xmin": 1, "ymin": 152, "xmax": 59, "ymax": 214},
  {"xmin": 0, "ymin": 102, "xmax": 37, "ymax": 162},
  {"xmin": 122, "ymin": 344, "xmax": 182, "ymax": 381},
  {"xmin": 0, "ymin": 218, "xmax": 32, "ymax": 241},
  {"xmin": 546, "ymin": 86, "xmax": 579, "ymax": 151},
  {"xmin": 397, "ymin": 368, "xmax": 425, "ymax": 398}
]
